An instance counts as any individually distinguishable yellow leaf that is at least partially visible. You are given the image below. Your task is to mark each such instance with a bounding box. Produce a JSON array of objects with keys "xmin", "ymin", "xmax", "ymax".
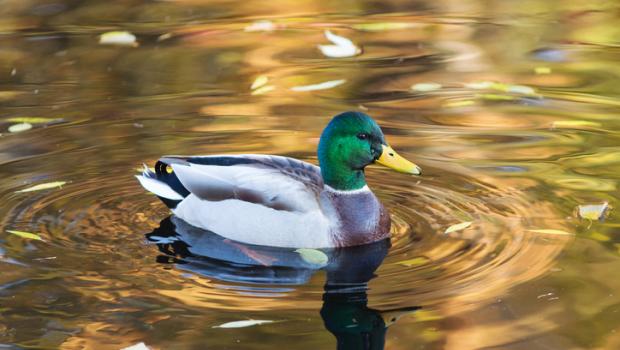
[
  {"xmin": 6, "ymin": 117, "xmax": 61, "ymax": 124},
  {"xmin": 411, "ymin": 83, "xmax": 442, "ymax": 92},
  {"xmin": 295, "ymin": 248, "xmax": 328, "ymax": 266},
  {"xmin": 444, "ymin": 221, "xmax": 472, "ymax": 234},
  {"xmin": 396, "ymin": 257, "xmax": 429, "ymax": 267},
  {"xmin": 353, "ymin": 22, "xmax": 416, "ymax": 31},
  {"xmin": 476, "ymin": 93, "xmax": 516, "ymax": 101},
  {"xmin": 16, "ymin": 181, "xmax": 67, "ymax": 193},
  {"xmin": 444, "ymin": 100, "xmax": 475, "ymax": 108},
  {"xmin": 250, "ymin": 75, "xmax": 269, "ymax": 90},
  {"xmin": 528, "ymin": 229, "xmax": 573, "ymax": 236},
  {"xmin": 99, "ymin": 31, "xmax": 138, "ymax": 47},
  {"xmin": 551, "ymin": 120, "xmax": 602, "ymax": 129},
  {"xmin": 590, "ymin": 232, "xmax": 610, "ymax": 242},
  {"xmin": 7, "ymin": 230, "xmax": 43, "ymax": 241},
  {"xmin": 535, "ymin": 67, "xmax": 552, "ymax": 74},
  {"xmin": 250, "ymin": 85, "xmax": 275, "ymax": 95}
]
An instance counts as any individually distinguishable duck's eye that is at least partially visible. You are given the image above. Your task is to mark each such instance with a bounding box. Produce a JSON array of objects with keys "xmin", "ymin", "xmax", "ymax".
[{"xmin": 357, "ymin": 133, "xmax": 369, "ymax": 140}]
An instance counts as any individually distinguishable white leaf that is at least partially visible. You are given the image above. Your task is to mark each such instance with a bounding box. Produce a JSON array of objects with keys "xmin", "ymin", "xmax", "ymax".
[
  {"xmin": 99, "ymin": 31, "xmax": 138, "ymax": 47},
  {"xmin": 295, "ymin": 248, "xmax": 328, "ymax": 266},
  {"xmin": 577, "ymin": 202, "xmax": 610, "ymax": 221},
  {"xmin": 444, "ymin": 221, "xmax": 472, "ymax": 234},
  {"xmin": 245, "ymin": 20, "xmax": 276, "ymax": 32},
  {"xmin": 318, "ymin": 30, "xmax": 361, "ymax": 58},
  {"xmin": 290, "ymin": 79, "xmax": 346, "ymax": 92},
  {"xmin": 251, "ymin": 75, "xmax": 269, "ymax": 90},
  {"xmin": 411, "ymin": 83, "xmax": 442, "ymax": 92},
  {"xmin": 8, "ymin": 123, "xmax": 32, "ymax": 133},
  {"xmin": 213, "ymin": 320, "xmax": 275, "ymax": 329},
  {"xmin": 121, "ymin": 342, "xmax": 151, "ymax": 350},
  {"xmin": 16, "ymin": 181, "xmax": 66, "ymax": 193}
]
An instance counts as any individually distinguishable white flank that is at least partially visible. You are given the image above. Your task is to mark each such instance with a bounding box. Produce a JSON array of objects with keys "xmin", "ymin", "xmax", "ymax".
[
  {"xmin": 290, "ymin": 79, "xmax": 346, "ymax": 92},
  {"xmin": 135, "ymin": 175, "xmax": 183, "ymax": 200}
]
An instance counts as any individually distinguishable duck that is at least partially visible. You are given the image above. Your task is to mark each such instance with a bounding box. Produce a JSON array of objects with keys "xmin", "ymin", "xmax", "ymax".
[{"xmin": 136, "ymin": 111, "xmax": 421, "ymax": 248}]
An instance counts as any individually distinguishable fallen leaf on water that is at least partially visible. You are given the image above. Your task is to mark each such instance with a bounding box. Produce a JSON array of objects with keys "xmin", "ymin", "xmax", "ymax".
[
  {"xmin": 353, "ymin": 22, "xmax": 417, "ymax": 31},
  {"xmin": 251, "ymin": 75, "xmax": 269, "ymax": 90},
  {"xmin": 6, "ymin": 117, "xmax": 62, "ymax": 124},
  {"xmin": 7, "ymin": 230, "xmax": 43, "ymax": 241},
  {"xmin": 245, "ymin": 20, "xmax": 276, "ymax": 32},
  {"xmin": 443, "ymin": 100, "xmax": 476, "ymax": 108},
  {"xmin": 290, "ymin": 79, "xmax": 346, "ymax": 92},
  {"xmin": 295, "ymin": 248, "xmax": 328, "ymax": 266},
  {"xmin": 551, "ymin": 120, "xmax": 602, "ymax": 129},
  {"xmin": 444, "ymin": 221, "xmax": 472, "ymax": 234},
  {"xmin": 16, "ymin": 181, "xmax": 66, "ymax": 193},
  {"xmin": 8, "ymin": 123, "xmax": 32, "ymax": 133},
  {"xmin": 589, "ymin": 232, "xmax": 611, "ymax": 242},
  {"xmin": 396, "ymin": 257, "xmax": 429, "ymax": 267},
  {"xmin": 477, "ymin": 93, "xmax": 516, "ymax": 101},
  {"xmin": 464, "ymin": 81, "xmax": 536, "ymax": 95},
  {"xmin": 577, "ymin": 202, "xmax": 610, "ymax": 221},
  {"xmin": 121, "ymin": 342, "xmax": 151, "ymax": 350},
  {"xmin": 411, "ymin": 83, "xmax": 442, "ymax": 92},
  {"xmin": 535, "ymin": 67, "xmax": 552, "ymax": 74},
  {"xmin": 99, "ymin": 31, "xmax": 138, "ymax": 47},
  {"xmin": 318, "ymin": 30, "xmax": 361, "ymax": 58},
  {"xmin": 528, "ymin": 229, "xmax": 573, "ymax": 236},
  {"xmin": 251, "ymin": 85, "xmax": 275, "ymax": 95},
  {"xmin": 213, "ymin": 320, "xmax": 275, "ymax": 329}
]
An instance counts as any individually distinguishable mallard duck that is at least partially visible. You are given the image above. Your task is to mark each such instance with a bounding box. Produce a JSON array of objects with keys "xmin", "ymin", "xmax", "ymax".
[{"xmin": 136, "ymin": 111, "xmax": 421, "ymax": 248}]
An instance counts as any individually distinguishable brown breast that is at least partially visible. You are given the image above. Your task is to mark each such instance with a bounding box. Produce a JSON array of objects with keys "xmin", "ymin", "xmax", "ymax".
[{"xmin": 321, "ymin": 190, "xmax": 391, "ymax": 247}]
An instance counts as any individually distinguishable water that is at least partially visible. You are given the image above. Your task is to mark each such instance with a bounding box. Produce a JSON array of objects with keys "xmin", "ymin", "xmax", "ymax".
[{"xmin": 1, "ymin": 1, "xmax": 620, "ymax": 349}]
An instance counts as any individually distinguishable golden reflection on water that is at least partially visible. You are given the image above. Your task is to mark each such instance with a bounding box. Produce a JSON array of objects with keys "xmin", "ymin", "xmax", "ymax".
[{"xmin": 0, "ymin": 0, "xmax": 620, "ymax": 349}]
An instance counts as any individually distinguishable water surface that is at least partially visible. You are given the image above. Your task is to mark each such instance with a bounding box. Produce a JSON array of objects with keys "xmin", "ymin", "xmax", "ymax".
[{"xmin": 1, "ymin": 1, "xmax": 620, "ymax": 349}]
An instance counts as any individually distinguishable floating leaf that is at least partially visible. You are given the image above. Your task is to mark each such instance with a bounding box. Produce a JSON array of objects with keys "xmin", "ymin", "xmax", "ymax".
[
  {"xmin": 213, "ymin": 320, "xmax": 275, "ymax": 329},
  {"xmin": 121, "ymin": 343, "xmax": 151, "ymax": 350},
  {"xmin": 396, "ymin": 257, "xmax": 429, "ymax": 267},
  {"xmin": 444, "ymin": 221, "xmax": 472, "ymax": 234},
  {"xmin": 7, "ymin": 230, "xmax": 43, "ymax": 241},
  {"xmin": 477, "ymin": 93, "xmax": 516, "ymax": 101},
  {"xmin": 590, "ymin": 232, "xmax": 611, "ymax": 242},
  {"xmin": 290, "ymin": 79, "xmax": 346, "ymax": 92},
  {"xmin": 506, "ymin": 84, "xmax": 536, "ymax": 95},
  {"xmin": 99, "ymin": 31, "xmax": 138, "ymax": 47},
  {"xmin": 245, "ymin": 20, "xmax": 276, "ymax": 32},
  {"xmin": 8, "ymin": 123, "xmax": 32, "ymax": 133},
  {"xmin": 16, "ymin": 181, "xmax": 66, "ymax": 193},
  {"xmin": 251, "ymin": 85, "xmax": 275, "ymax": 95},
  {"xmin": 353, "ymin": 22, "xmax": 416, "ymax": 31},
  {"xmin": 295, "ymin": 248, "xmax": 328, "ymax": 266},
  {"xmin": 318, "ymin": 30, "xmax": 361, "ymax": 58},
  {"xmin": 6, "ymin": 117, "xmax": 61, "ymax": 124},
  {"xmin": 411, "ymin": 83, "xmax": 442, "ymax": 92},
  {"xmin": 251, "ymin": 75, "xmax": 269, "ymax": 90},
  {"xmin": 577, "ymin": 202, "xmax": 610, "ymax": 221},
  {"xmin": 535, "ymin": 67, "xmax": 552, "ymax": 74},
  {"xmin": 528, "ymin": 229, "xmax": 573, "ymax": 236},
  {"xmin": 443, "ymin": 100, "xmax": 475, "ymax": 108},
  {"xmin": 464, "ymin": 81, "xmax": 495, "ymax": 90},
  {"xmin": 551, "ymin": 120, "xmax": 602, "ymax": 129}
]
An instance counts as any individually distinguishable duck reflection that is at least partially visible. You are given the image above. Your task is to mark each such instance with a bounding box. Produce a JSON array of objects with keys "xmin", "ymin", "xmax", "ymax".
[{"xmin": 147, "ymin": 216, "xmax": 420, "ymax": 349}]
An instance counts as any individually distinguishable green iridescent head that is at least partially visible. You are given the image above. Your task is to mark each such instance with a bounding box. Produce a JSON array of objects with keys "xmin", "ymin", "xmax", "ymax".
[{"xmin": 317, "ymin": 111, "xmax": 421, "ymax": 191}]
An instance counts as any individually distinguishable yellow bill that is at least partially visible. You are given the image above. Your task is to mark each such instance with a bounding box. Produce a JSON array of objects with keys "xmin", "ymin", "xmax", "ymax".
[{"xmin": 376, "ymin": 145, "xmax": 422, "ymax": 175}]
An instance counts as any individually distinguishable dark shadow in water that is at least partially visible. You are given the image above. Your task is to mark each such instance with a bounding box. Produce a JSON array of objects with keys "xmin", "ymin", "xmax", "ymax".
[{"xmin": 146, "ymin": 216, "xmax": 420, "ymax": 350}]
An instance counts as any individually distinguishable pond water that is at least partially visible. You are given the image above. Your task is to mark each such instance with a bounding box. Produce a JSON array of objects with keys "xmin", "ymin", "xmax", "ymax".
[{"xmin": 1, "ymin": 1, "xmax": 620, "ymax": 349}]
